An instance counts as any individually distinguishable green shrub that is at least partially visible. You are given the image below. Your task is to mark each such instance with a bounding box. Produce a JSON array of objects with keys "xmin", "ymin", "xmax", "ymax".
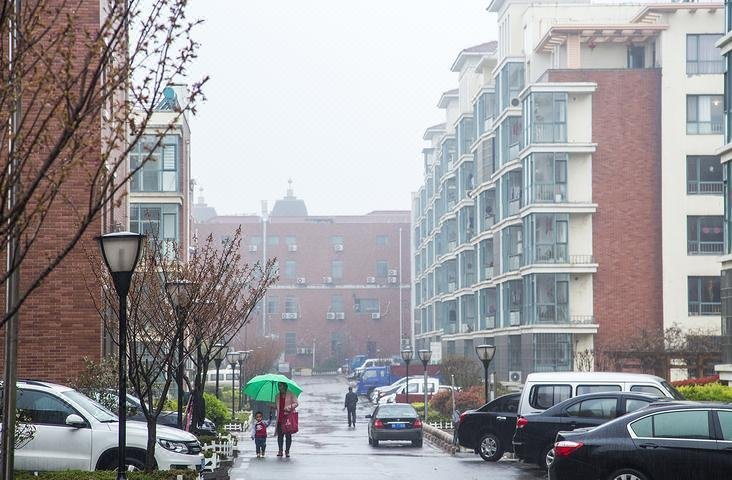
[
  {"xmin": 411, "ymin": 402, "xmax": 449, "ymax": 424},
  {"xmin": 203, "ymin": 392, "xmax": 230, "ymax": 428},
  {"xmin": 15, "ymin": 470, "xmax": 196, "ymax": 480},
  {"xmin": 677, "ymin": 382, "xmax": 732, "ymax": 402}
]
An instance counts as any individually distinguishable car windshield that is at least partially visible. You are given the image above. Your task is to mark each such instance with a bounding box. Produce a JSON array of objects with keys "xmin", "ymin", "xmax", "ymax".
[
  {"xmin": 376, "ymin": 405, "xmax": 418, "ymax": 418},
  {"xmin": 661, "ymin": 381, "xmax": 686, "ymax": 400},
  {"xmin": 61, "ymin": 390, "xmax": 118, "ymax": 423}
]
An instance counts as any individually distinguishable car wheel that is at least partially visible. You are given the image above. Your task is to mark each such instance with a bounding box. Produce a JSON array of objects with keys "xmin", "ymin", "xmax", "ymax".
[
  {"xmin": 608, "ymin": 469, "xmax": 649, "ymax": 480},
  {"xmin": 412, "ymin": 438, "xmax": 423, "ymax": 447},
  {"xmin": 372, "ymin": 439, "xmax": 379, "ymax": 447},
  {"xmin": 477, "ymin": 432, "xmax": 503, "ymax": 462},
  {"xmin": 539, "ymin": 444, "xmax": 555, "ymax": 470}
]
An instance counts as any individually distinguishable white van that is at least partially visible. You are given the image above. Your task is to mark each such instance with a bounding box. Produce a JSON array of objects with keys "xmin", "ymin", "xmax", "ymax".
[
  {"xmin": 353, "ymin": 358, "xmax": 395, "ymax": 377},
  {"xmin": 517, "ymin": 372, "xmax": 684, "ymax": 415}
]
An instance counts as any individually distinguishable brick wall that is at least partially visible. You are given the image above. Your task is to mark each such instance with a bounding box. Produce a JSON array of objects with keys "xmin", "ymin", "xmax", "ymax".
[{"xmin": 548, "ymin": 69, "xmax": 664, "ymax": 355}]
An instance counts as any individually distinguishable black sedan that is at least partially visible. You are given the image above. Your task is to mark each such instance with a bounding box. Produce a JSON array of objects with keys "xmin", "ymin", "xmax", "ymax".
[
  {"xmin": 367, "ymin": 403, "xmax": 423, "ymax": 447},
  {"xmin": 549, "ymin": 401, "xmax": 732, "ymax": 480},
  {"xmin": 513, "ymin": 391, "xmax": 659, "ymax": 469},
  {"xmin": 457, "ymin": 392, "xmax": 521, "ymax": 461}
]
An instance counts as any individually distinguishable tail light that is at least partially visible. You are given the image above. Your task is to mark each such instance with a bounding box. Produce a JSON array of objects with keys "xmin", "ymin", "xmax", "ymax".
[
  {"xmin": 374, "ymin": 419, "xmax": 384, "ymax": 429},
  {"xmin": 413, "ymin": 418, "xmax": 423, "ymax": 428},
  {"xmin": 516, "ymin": 416, "xmax": 528, "ymax": 429},
  {"xmin": 459, "ymin": 411, "xmax": 468, "ymax": 423},
  {"xmin": 554, "ymin": 441, "xmax": 584, "ymax": 457}
]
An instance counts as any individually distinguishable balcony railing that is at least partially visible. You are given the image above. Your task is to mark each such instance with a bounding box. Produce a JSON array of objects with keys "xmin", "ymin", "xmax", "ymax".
[
  {"xmin": 687, "ymin": 121, "xmax": 724, "ymax": 135},
  {"xmin": 535, "ymin": 245, "xmax": 568, "ymax": 264},
  {"xmin": 688, "ymin": 302, "xmax": 721, "ymax": 316},
  {"xmin": 131, "ymin": 170, "xmax": 178, "ymax": 193},
  {"xmin": 688, "ymin": 241, "xmax": 724, "ymax": 255},
  {"xmin": 483, "ymin": 266, "xmax": 494, "ymax": 280},
  {"xmin": 686, "ymin": 60, "xmax": 725, "ymax": 75},
  {"xmin": 532, "ymin": 123, "xmax": 567, "ymax": 144},
  {"xmin": 532, "ymin": 184, "xmax": 567, "ymax": 203},
  {"xmin": 484, "ymin": 315, "xmax": 496, "ymax": 329},
  {"xmin": 537, "ymin": 304, "xmax": 568, "ymax": 324},
  {"xmin": 570, "ymin": 255, "xmax": 595, "ymax": 264},
  {"xmin": 687, "ymin": 181, "xmax": 723, "ymax": 195},
  {"xmin": 508, "ymin": 254, "xmax": 521, "ymax": 271},
  {"xmin": 509, "ymin": 310, "xmax": 521, "ymax": 326},
  {"xmin": 508, "ymin": 198, "xmax": 520, "ymax": 216},
  {"xmin": 482, "ymin": 214, "xmax": 495, "ymax": 230}
]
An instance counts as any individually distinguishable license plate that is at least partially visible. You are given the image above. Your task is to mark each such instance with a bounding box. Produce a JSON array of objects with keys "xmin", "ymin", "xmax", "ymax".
[{"xmin": 391, "ymin": 423, "xmax": 406, "ymax": 429}]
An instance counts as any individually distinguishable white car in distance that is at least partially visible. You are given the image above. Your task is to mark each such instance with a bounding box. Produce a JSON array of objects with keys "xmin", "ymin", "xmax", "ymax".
[{"xmin": 6, "ymin": 380, "xmax": 202, "ymax": 472}]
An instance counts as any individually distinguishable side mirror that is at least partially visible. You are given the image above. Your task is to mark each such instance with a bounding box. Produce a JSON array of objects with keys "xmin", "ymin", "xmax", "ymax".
[
  {"xmin": 65, "ymin": 414, "xmax": 86, "ymax": 428},
  {"xmin": 365, "ymin": 414, "xmax": 372, "ymax": 419}
]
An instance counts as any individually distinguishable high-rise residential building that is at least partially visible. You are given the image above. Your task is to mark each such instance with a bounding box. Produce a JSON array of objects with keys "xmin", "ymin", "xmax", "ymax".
[
  {"xmin": 413, "ymin": 0, "xmax": 724, "ymax": 382},
  {"xmin": 193, "ymin": 184, "xmax": 411, "ymax": 370}
]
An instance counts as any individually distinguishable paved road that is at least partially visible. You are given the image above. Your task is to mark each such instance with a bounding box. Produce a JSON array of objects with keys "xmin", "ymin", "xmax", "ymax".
[{"xmin": 229, "ymin": 375, "xmax": 546, "ymax": 480}]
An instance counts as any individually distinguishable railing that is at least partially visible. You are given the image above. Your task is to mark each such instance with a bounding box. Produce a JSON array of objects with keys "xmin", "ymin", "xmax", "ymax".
[
  {"xmin": 535, "ymin": 245, "xmax": 568, "ymax": 264},
  {"xmin": 483, "ymin": 266, "xmax": 494, "ymax": 280},
  {"xmin": 447, "ymin": 282, "xmax": 457, "ymax": 293},
  {"xmin": 508, "ymin": 198, "xmax": 520, "ymax": 216},
  {"xmin": 570, "ymin": 315, "xmax": 596, "ymax": 325},
  {"xmin": 538, "ymin": 305, "xmax": 568, "ymax": 324},
  {"xmin": 484, "ymin": 315, "xmax": 496, "ymax": 329},
  {"xmin": 482, "ymin": 214, "xmax": 495, "ymax": 231},
  {"xmin": 570, "ymin": 254, "xmax": 595, "ymax": 264},
  {"xmin": 688, "ymin": 241, "xmax": 724, "ymax": 255},
  {"xmin": 428, "ymin": 420, "xmax": 455, "ymax": 430},
  {"xmin": 131, "ymin": 170, "xmax": 177, "ymax": 193},
  {"xmin": 687, "ymin": 181, "xmax": 723, "ymax": 195},
  {"xmin": 532, "ymin": 123, "xmax": 567, "ymax": 144},
  {"xmin": 532, "ymin": 184, "xmax": 567, "ymax": 203},
  {"xmin": 687, "ymin": 121, "xmax": 724, "ymax": 135},
  {"xmin": 689, "ymin": 302, "xmax": 721, "ymax": 316},
  {"xmin": 686, "ymin": 60, "xmax": 725, "ymax": 75}
]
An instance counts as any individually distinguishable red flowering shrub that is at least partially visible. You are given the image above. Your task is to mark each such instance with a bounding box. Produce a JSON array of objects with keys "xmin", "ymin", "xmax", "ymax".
[
  {"xmin": 429, "ymin": 385, "xmax": 486, "ymax": 417},
  {"xmin": 672, "ymin": 374, "xmax": 719, "ymax": 387}
]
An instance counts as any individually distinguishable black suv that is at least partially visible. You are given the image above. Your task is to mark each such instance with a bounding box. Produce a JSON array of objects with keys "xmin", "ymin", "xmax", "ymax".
[
  {"xmin": 456, "ymin": 392, "xmax": 520, "ymax": 461},
  {"xmin": 513, "ymin": 391, "xmax": 660, "ymax": 469}
]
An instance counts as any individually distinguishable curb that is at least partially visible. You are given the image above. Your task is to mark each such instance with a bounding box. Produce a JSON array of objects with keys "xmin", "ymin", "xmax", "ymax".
[{"xmin": 423, "ymin": 424, "xmax": 459, "ymax": 455}]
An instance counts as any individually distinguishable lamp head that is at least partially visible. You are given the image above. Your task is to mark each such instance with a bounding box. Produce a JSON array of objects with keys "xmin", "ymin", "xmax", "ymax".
[
  {"xmin": 165, "ymin": 279, "xmax": 194, "ymax": 309},
  {"xmin": 95, "ymin": 232, "xmax": 145, "ymax": 274},
  {"xmin": 213, "ymin": 343, "xmax": 229, "ymax": 362},
  {"xmin": 418, "ymin": 349, "xmax": 432, "ymax": 364},
  {"xmin": 401, "ymin": 348, "xmax": 414, "ymax": 362},
  {"xmin": 475, "ymin": 344, "xmax": 496, "ymax": 363}
]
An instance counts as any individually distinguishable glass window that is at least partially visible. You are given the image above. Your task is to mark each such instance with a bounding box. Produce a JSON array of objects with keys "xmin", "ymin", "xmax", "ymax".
[
  {"xmin": 130, "ymin": 135, "xmax": 180, "ymax": 193},
  {"xmin": 687, "ymin": 216, "xmax": 723, "ymax": 255},
  {"xmin": 630, "ymin": 416, "xmax": 654, "ymax": 437},
  {"xmin": 687, "ymin": 155, "xmax": 723, "ymax": 195},
  {"xmin": 687, "ymin": 34, "xmax": 725, "ymax": 74},
  {"xmin": 576, "ymin": 385, "xmax": 621, "ymax": 395},
  {"xmin": 716, "ymin": 410, "xmax": 732, "ymax": 440},
  {"xmin": 687, "ymin": 95, "xmax": 724, "ymax": 135},
  {"xmin": 330, "ymin": 295, "xmax": 344, "ymax": 313},
  {"xmin": 376, "ymin": 235, "xmax": 389, "ymax": 246},
  {"xmin": 529, "ymin": 385, "xmax": 571, "ymax": 410},
  {"xmin": 266, "ymin": 296, "xmax": 277, "ymax": 314},
  {"xmin": 630, "ymin": 385, "xmax": 665, "ymax": 397},
  {"xmin": 267, "ymin": 235, "xmax": 279, "ymax": 246},
  {"xmin": 527, "ymin": 93, "xmax": 567, "ymax": 144},
  {"xmin": 565, "ymin": 398, "xmax": 618, "ymax": 419},
  {"xmin": 626, "ymin": 398, "xmax": 653, "ymax": 414},
  {"xmin": 284, "ymin": 296, "xmax": 298, "ymax": 314},
  {"xmin": 331, "ymin": 260, "xmax": 343, "ymax": 279},
  {"xmin": 407, "ymin": 383, "xmax": 420, "ymax": 394},
  {"xmin": 284, "ymin": 260, "xmax": 297, "ymax": 278},
  {"xmin": 285, "ymin": 333, "xmax": 297, "ymax": 355},
  {"xmin": 356, "ymin": 298, "xmax": 380, "ymax": 313},
  {"xmin": 653, "ymin": 411, "xmax": 710, "ymax": 439},
  {"xmin": 376, "ymin": 261, "xmax": 388, "ymax": 277},
  {"xmin": 688, "ymin": 276, "xmax": 721, "ymax": 315},
  {"xmin": 285, "ymin": 236, "xmax": 297, "ymax": 245},
  {"xmin": 331, "ymin": 235, "xmax": 344, "ymax": 246},
  {"xmin": 17, "ymin": 390, "xmax": 77, "ymax": 426}
]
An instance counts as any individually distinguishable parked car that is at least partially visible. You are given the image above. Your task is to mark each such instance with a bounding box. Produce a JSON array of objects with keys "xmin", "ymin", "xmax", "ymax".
[
  {"xmin": 370, "ymin": 376, "xmax": 441, "ymax": 403},
  {"xmin": 367, "ymin": 403, "xmax": 423, "ymax": 447},
  {"xmin": 6, "ymin": 380, "xmax": 202, "ymax": 472},
  {"xmin": 456, "ymin": 392, "xmax": 521, "ymax": 462},
  {"xmin": 513, "ymin": 391, "xmax": 660, "ymax": 469},
  {"xmin": 380, "ymin": 378, "xmax": 445, "ymax": 404},
  {"xmin": 518, "ymin": 372, "xmax": 683, "ymax": 416},
  {"xmin": 549, "ymin": 401, "xmax": 732, "ymax": 480}
]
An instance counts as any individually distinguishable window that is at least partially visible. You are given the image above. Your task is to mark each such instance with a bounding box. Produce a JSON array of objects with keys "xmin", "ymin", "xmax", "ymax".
[
  {"xmin": 330, "ymin": 295, "xmax": 344, "ymax": 313},
  {"xmin": 716, "ymin": 411, "xmax": 732, "ymax": 440},
  {"xmin": 376, "ymin": 261, "xmax": 388, "ymax": 278},
  {"xmin": 285, "ymin": 333, "xmax": 297, "ymax": 355},
  {"xmin": 534, "ymin": 333, "xmax": 572, "ymax": 372},
  {"xmin": 529, "ymin": 385, "xmax": 571, "ymax": 410},
  {"xmin": 500, "ymin": 116, "xmax": 523, "ymax": 165},
  {"xmin": 575, "ymin": 385, "xmax": 621, "ymax": 395},
  {"xmin": 525, "ymin": 153, "xmax": 567, "ymax": 204},
  {"xmin": 687, "ymin": 155, "xmax": 722, "ymax": 194},
  {"xmin": 500, "ymin": 61, "xmax": 524, "ymax": 111},
  {"xmin": 687, "ymin": 34, "xmax": 725, "ymax": 74},
  {"xmin": 376, "ymin": 235, "xmax": 389, "ymax": 246},
  {"xmin": 267, "ymin": 235, "xmax": 279, "ymax": 246},
  {"xmin": 331, "ymin": 235, "xmax": 344, "ymax": 246},
  {"xmin": 17, "ymin": 390, "xmax": 78, "ymax": 426},
  {"xmin": 331, "ymin": 260, "xmax": 343, "ymax": 280},
  {"xmin": 529, "ymin": 273, "xmax": 569, "ymax": 324},
  {"xmin": 626, "ymin": 398, "xmax": 653, "ymax": 414},
  {"xmin": 565, "ymin": 398, "xmax": 618, "ymax": 419},
  {"xmin": 631, "ymin": 411, "xmax": 710, "ymax": 439},
  {"xmin": 130, "ymin": 203, "xmax": 179, "ymax": 256},
  {"xmin": 130, "ymin": 135, "xmax": 179, "ymax": 193},
  {"xmin": 627, "ymin": 45, "xmax": 645, "ymax": 69},
  {"xmin": 284, "ymin": 296, "xmax": 298, "ymax": 314},
  {"xmin": 284, "ymin": 260, "xmax": 297, "ymax": 278},
  {"xmin": 630, "ymin": 385, "xmax": 665, "ymax": 397},
  {"xmin": 687, "ymin": 216, "xmax": 723, "ymax": 255},
  {"xmin": 266, "ymin": 296, "xmax": 277, "ymax": 314},
  {"xmin": 687, "ymin": 95, "xmax": 723, "ymax": 134},
  {"xmin": 355, "ymin": 298, "xmax": 379, "ymax": 313},
  {"xmin": 407, "ymin": 383, "xmax": 420, "ymax": 394},
  {"xmin": 526, "ymin": 92, "xmax": 567, "ymax": 144},
  {"xmin": 688, "ymin": 276, "xmax": 721, "ymax": 315},
  {"xmin": 526, "ymin": 214, "xmax": 568, "ymax": 265},
  {"xmin": 249, "ymin": 236, "xmax": 262, "ymax": 246},
  {"xmin": 285, "ymin": 235, "xmax": 297, "ymax": 245}
]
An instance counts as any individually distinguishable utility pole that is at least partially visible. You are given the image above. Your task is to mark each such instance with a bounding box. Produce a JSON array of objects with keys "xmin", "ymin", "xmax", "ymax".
[
  {"xmin": 398, "ymin": 227, "xmax": 403, "ymax": 348},
  {"xmin": 261, "ymin": 200, "xmax": 268, "ymax": 336}
]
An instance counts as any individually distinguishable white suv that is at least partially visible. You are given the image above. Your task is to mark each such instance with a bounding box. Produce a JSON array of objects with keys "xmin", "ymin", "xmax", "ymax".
[{"xmin": 4, "ymin": 380, "xmax": 202, "ymax": 472}]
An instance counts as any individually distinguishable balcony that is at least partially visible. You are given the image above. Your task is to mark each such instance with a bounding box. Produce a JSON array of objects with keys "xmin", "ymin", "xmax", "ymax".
[
  {"xmin": 687, "ymin": 180, "xmax": 723, "ymax": 195},
  {"xmin": 131, "ymin": 170, "xmax": 178, "ymax": 193},
  {"xmin": 509, "ymin": 311, "xmax": 521, "ymax": 326},
  {"xmin": 688, "ymin": 302, "xmax": 721, "ymax": 316},
  {"xmin": 688, "ymin": 241, "xmax": 724, "ymax": 255},
  {"xmin": 508, "ymin": 254, "xmax": 521, "ymax": 271},
  {"xmin": 531, "ymin": 184, "xmax": 567, "ymax": 204}
]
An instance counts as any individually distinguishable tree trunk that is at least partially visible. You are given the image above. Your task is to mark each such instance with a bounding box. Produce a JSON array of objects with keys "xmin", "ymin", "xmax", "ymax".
[{"xmin": 146, "ymin": 417, "xmax": 157, "ymax": 472}]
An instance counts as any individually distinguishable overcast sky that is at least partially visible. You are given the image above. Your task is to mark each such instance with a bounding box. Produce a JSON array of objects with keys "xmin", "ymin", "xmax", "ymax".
[{"xmin": 187, "ymin": 1, "xmax": 497, "ymax": 216}]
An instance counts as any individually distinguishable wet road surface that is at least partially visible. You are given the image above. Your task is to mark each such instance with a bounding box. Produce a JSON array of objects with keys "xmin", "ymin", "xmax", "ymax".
[{"xmin": 229, "ymin": 375, "xmax": 546, "ymax": 480}]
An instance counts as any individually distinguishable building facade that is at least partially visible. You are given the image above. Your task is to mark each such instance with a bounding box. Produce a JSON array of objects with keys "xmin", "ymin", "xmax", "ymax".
[
  {"xmin": 413, "ymin": 0, "xmax": 724, "ymax": 383},
  {"xmin": 194, "ymin": 185, "xmax": 411, "ymax": 370},
  {"xmin": 719, "ymin": 0, "xmax": 732, "ymax": 367}
]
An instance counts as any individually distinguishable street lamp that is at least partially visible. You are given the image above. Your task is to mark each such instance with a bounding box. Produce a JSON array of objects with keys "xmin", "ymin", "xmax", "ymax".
[
  {"xmin": 213, "ymin": 343, "xmax": 228, "ymax": 398},
  {"xmin": 418, "ymin": 349, "xmax": 432, "ymax": 419},
  {"xmin": 95, "ymin": 231, "xmax": 144, "ymax": 480},
  {"xmin": 475, "ymin": 344, "xmax": 497, "ymax": 403},
  {"xmin": 237, "ymin": 350, "xmax": 251, "ymax": 410},
  {"xmin": 165, "ymin": 279, "xmax": 193, "ymax": 429},
  {"xmin": 401, "ymin": 348, "xmax": 413, "ymax": 404},
  {"xmin": 227, "ymin": 350, "xmax": 240, "ymax": 421}
]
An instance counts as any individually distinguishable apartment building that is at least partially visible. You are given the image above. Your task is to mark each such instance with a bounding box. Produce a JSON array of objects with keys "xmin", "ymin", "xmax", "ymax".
[
  {"xmin": 412, "ymin": 0, "xmax": 724, "ymax": 382},
  {"xmin": 194, "ymin": 185, "xmax": 411, "ymax": 370}
]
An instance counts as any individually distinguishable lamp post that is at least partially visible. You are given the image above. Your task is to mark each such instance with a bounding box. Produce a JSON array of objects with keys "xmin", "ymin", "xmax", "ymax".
[
  {"xmin": 237, "ymin": 350, "xmax": 251, "ymax": 410},
  {"xmin": 165, "ymin": 279, "xmax": 193, "ymax": 429},
  {"xmin": 96, "ymin": 231, "xmax": 144, "ymax": 480},
  {"xmin": 213, "ymin": 343, "xmax": 228, "ymax": 399},
  {"xmin": 227, "ymin": 350, "xmax": 240, "ymax": 421},
  {"xmin": 475, "ymin": 344, "xmax": 497, "ymax": 403},
  {"xmin": 418, "ymin": 349, "xmax": 432, "ymax": 420},
  {"xmin": 401, "ymin": 348, "xmax": 414, "ymax": 404}
]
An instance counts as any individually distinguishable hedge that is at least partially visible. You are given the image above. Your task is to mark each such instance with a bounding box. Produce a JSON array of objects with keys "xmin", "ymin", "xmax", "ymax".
[
  {"xmin": 676, "ymin": 382, "xmax": 732, "ymax": 402},
  {"xmin": 672, "ymin": 375, "xmax": 720, "ymax": 387},
  {"xmin": 15, "ymin": 471, "xmax": 197, "ymax": 480}
]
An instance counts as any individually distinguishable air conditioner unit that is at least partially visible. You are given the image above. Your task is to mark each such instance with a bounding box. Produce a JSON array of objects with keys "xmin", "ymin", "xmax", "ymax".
[
  {"xmin": 510, "ymin": 97, "xmax": 520, "ymax": 108},
  {"xmin": 388, "ymin": 277, "xmax": 397, "ymax": 284},
  {"xmin": 509, "ymin": 371, "xmax": 522, "ymax": 383},
  {"xmin": 323, "ymin": 276, "xmax": 333, "ymax": 284},
  {"xmin": 248, "ymin": 245, "xmax": 258, "ymax": 252},
  {"xmin": 326, "ymin": 312, "xmax": 336, "ymax": 320},
  {"xmin": 388, "ymin": 269, "xmax": 398, "ymax": 276},
  {"xmin": 510, "ymin": 311, "xmax": 521, "ymax": 326},
  {"xmin": 460, "ymin": 324, "xmax": 470, "ymax": 333},
  {"xmin": 366, "ymin": 276, "xmax": 376, "ymax": 284},
  {"xmin": 288, "ymin": 244, "xmax": 298, "ymax": 252},
  {"xmin": 282, "ymin": 313, "xmax": 298, "ymax": 320},
  {"xmin": 296, "ymin": 277, "xmax": 307, "ymax": 285},
  {"xmin": 333, "ymin": 244, "xmax": 344, "ymax": 252},
  {"xmin": 371, "ymin": 313, "xmax": 381, "ymax": 319},
  {"xmin": 335, "ymin": 312, "xmax": 345, "ymax": 320}
]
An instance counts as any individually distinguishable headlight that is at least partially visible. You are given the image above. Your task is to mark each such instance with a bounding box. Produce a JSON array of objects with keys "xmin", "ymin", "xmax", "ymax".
[{"xmin": 158, "ymin": 438, "xmax": 189, "ymax": 454}]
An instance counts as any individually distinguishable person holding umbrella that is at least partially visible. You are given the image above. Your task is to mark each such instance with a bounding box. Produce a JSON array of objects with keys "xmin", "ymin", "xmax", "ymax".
[{"xmin": 274, "ymin": 381, "xmax": 299, "ymax": 457}]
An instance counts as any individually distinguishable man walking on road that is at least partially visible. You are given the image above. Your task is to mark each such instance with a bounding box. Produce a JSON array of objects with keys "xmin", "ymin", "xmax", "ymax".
[{"xmin": 344, "ymin": 386, "xmax": 358, "ymax": 428}]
